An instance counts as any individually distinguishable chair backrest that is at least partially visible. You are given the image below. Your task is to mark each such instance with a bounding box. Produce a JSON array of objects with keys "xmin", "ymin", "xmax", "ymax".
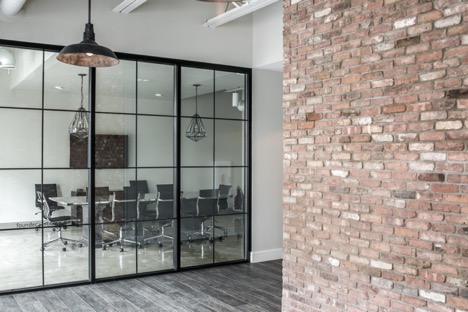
[
  {"xmin": 218, "ymin": 184, "xmax": 232, "ymax": 197},
  {"xmin": 34, "ymin": 184, "xmax": 58, "ymax": 209},
  {"xmin": 87, "ymin": 186, "xmax": 110, "ymax": 202},
  {"xmin": 36, "ymin": 191, "xmax": 52, "ymax": 220},
  {"xmin": 157, "ymin": 184, "xmax": 173, "ymax": 195},
  {"xmin": 217, "ymin": 184, "xmax": 232, "ymax": 211},
  {"xmin": 197, "ymin": 189, "xmax": 217, "ymax": 216},
  {"xmin": 130, "ymin": 180, "xmax": 149, "ymax": 194},
  {"xmin": 111, "ymin": 187, "xmax": 138, "ymax": 221},
  {"xmin": 156, "ymin": 191, "xmax": 174, "ymax": 220},
  {"xmin": 234, "ymin": 186, "xmax": 245, "ymax": 211}
]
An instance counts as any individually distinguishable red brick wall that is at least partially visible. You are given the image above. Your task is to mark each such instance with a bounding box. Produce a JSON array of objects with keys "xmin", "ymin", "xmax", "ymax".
[{"xmin": 282, "ymin": 0, "xmax": 468, "ymax": 311}]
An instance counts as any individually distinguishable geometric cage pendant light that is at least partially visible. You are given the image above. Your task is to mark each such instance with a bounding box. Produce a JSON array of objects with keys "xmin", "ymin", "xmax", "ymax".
[
  {"xmin": 57, "ymin": 0, "xmax": 119, "ymax": 67},
  {"xmin": 69, "ymin": 73, "xmax": 89, "ymax": 139},
  {"xmin": 185, "ymin": 84, "xmax": 206, "ymax": 142}
]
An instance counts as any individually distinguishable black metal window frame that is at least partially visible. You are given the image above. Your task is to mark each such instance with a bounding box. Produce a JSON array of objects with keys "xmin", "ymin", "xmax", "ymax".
[{"xmin": 0, "ymin": 39, "xmax": 252, "ymax": 294}]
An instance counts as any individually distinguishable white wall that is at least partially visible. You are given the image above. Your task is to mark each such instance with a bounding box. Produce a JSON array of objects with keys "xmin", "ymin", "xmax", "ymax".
[
  {"xmin": 251, "ymin": 68, "xmax": 283, "ymax": 262},
  {"xmin": 250, "ymin": 1, "xmax": 283, "ymax": 262},
  {"xmin": 253, "ymin": 1, "xmax": 283, "ymax": 70}
]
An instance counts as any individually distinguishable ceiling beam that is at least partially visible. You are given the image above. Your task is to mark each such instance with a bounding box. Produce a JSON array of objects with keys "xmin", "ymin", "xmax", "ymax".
[
  {"xmin": 112, "ymin": 0, "xmax": 147, "ymax": 14},
  {"xmin": 203, "ymin": 0, "xmax": 279, "ymax": 28}
]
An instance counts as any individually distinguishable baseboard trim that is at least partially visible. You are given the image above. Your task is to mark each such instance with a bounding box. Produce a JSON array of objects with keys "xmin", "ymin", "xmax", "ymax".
[{"xmin": 250, "ymin": 248, "xmax": 282, "ymax": 263}]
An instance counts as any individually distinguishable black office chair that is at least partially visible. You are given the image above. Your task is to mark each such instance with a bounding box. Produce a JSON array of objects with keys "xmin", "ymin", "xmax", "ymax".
[
  {"xmin": 186, "ymin": 189, "xmax": 227, "ymax": 243},
  {"xmin": 102, "ymin": 187, "xmax": 141, "ymax": 252},
  {"xmin": 36, "ymin": 191, "xmax": 82, "ymax": 252},
  {"xmin": 217, "ymin": 184, "xmax": 232, "ymax": 211},
  {"xmin": 130, "ymin": 180, "xmax": 149, "ymax": 194},
  {"xmin": 34, "ymin": 184, "xmax": 65, "ymax": 230},
  {"xmin": 143, "ymin": 191, "xmax": 174, "ymax": 247},
  {"xmin": 233, "ymin": 186, "xmax": 245, "ymax": 212}
]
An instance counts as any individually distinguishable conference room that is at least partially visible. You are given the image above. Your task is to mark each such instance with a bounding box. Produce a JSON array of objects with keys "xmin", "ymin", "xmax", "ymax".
[{"xmin": 0, "ymin": 43, "xmax": 250, "ymax": 292}]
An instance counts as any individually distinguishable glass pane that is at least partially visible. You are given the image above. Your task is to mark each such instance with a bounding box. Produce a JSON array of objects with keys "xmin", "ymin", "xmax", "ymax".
[
  {"xmin": 136, "ymin": 168, "xmax": 176, "ymax": 273},
  {"xmin": 96, "ymin": 113, "xmax": 136, "ymax": 168},
  {"xmin": 215, "ymin": 120, "xmax": 245, "ymax": 167},
  {"xmin": 44, "ymin": 111, "xmax": 80, "ymax": 168},
  {"xmin": 44, "ymin": 52, "xmax": 90, "ymax": 111},
  {"xmin": 0, "ymin": 229, "xmax": 43, "ymax": 291},
  {"xmin": 180, "ymin": 168, "xmax": 214, "ymax": 268},
  {"xmin": 0, "ymin": 170, "xmax": 42, "ymax": 230},
  {"xmin": 137, "ymin": 116, "xmax": 174, "ymax": 167},
  {"xmin": 215, "ymin": 71, "xmax": 247, "ymax": 120},
  {"xmin": 181, "ymin": 68, "xmax": 214, "ymax": 118},
  {"xmin": 0, "ymin": 46, "xmax": 43, "ymax": 109},
  {"xmin": 137, "ymin": 62, "xmax": 175, "ymax": 116},
  {"xmin": 95, "ymin": 168, "xmax": 138, "ymax": 278},
  {"xmin": 0, "ymin": 108, "xmax": 41, "ymax": 168},
  {"xmin": 181, "ymin": 117, "xmax": 213, "ymax": 167},
  {"xmin": 96, "ymin": 60, "xmax": 136, "ymax": 114},
  {"xmin": 41, "ymin": 170, "xmax": 89, "ymax": 285},
  {"xmin": 214, "ymin": 214, "xmax": 246, "ymax": 263}
]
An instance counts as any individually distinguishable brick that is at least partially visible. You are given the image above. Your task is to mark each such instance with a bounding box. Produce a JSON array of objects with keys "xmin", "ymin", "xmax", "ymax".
[
  {"xmin": 434, "ymin": 15, "xmax": 462, "ymax": 28},
  {"xmin": 409, "ymin": 162, "xmax": 435, "ymax": 172},
  {"xmin": 418, "ymin": 173, "xmax": 445, "ymax": 182},
  {"xmin": 435, "ymin": 120, "xmax": 463, "ymax": 130},
  {"xmin": 306, "ymin": 112, "xmax": 322, "ymax": 121},
  {"xmin": 394, "ymin": 17, "xmax": 416, "ymax": 29},
  {"xmin": 419, "ymin": 71, "xmax": 446, "ymax": 81},
  {"xmin": 420, "ymin": 290, "xmax": 446, "ymax": 303}
]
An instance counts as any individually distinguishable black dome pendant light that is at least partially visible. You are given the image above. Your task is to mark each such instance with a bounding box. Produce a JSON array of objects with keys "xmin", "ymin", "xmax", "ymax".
[{"xmin": 57, "ymin": 0, "xmax": 119, "ymax": 67}]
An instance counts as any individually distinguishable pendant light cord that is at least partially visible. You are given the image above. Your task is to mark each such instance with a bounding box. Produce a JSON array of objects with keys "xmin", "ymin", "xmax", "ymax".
[
  {"xmin": 88, "ymin": 0, "xmax": 91, "ymax": 24},
  {"xmin": 78, "ymin": 74, "xmax": 87, "ymax": 109},
  {"xmin": 195, "ymin": 85, "xmax": 198, "ymax": 113}
]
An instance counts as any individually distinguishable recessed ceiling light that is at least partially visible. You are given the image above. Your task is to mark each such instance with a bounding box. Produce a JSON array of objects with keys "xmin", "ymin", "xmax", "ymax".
[
  {"xmin": 55, "ymin": 86, "xmax": 64, "ymax": 90},
  {"xmin": 155, "ymin": 93, "xmax": 163, "ymax": 97},
  {"xmin": 138, "ymin": 78, "xmax": 150, "ymax": 82}
]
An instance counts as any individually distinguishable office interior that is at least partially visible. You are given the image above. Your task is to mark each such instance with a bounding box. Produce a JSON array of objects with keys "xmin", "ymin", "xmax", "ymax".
[{"xmin": 2, "ymin": 1, "xmax": 281, "ymax": 290}]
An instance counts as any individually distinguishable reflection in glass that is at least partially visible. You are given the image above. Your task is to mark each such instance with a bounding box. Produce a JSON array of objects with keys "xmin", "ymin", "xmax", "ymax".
[
  {"xmin": 214, "ymin": 214, "xmax": 246, "ymax": 263},
  {"xmin": 181, "ymin": 68, "xmax": 214, "ymax": 118},
  {"xmin": 0, "ymin": 108, "xmax": 41, "ymax": 168},
  {"xmin": 0, "ymin": 170, "xmax": 41, "ymax": 229},
  {"xmin": 215, "ymin": 71, "xmax": 247, "ymax": 120},
  {"xmin": 0, "ymin": 47, "xmax": 43, "ymax": 109},
  {"xmin": 215, "ymin": 119, "xmax": 245, "ymax": 167},
  {"xmin": 137, "ymin": 116, "xmax": 174, "ymax": 167},
  {"xmin": 44, "ymin": 52, "xmax": 89, "ymax": 111},
  {"xmin": 137, "ymin": 62, "xmax": 175, "ymax": 116},
  {"xmin": 181, "ymin": 117, "xmax": 214, "ymax": 167},
  {"xmin": 0, "ymin": 229, "xmax": 43, "ymax": 291},
  {"xmin": 96, "ymin": 60, "xmax": 136, "ymax": 114}
]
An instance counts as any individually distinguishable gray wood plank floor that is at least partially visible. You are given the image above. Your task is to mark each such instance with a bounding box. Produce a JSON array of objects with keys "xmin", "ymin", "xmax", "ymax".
[{"xmin": 0, "ymin": 260, "xmax": 282, "ymax": 312}]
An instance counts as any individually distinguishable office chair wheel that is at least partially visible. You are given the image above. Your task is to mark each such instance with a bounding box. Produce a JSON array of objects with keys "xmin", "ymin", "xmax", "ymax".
[
  {"xmin": 120, "ymin": 248, "xmax": 124, "ymax": 252},
  {"xmin": 158, "ymin": 243, "xmax": 163, "ymax": 248},
  {"xmin": 218, "ymin": 236, "xmax": 223, "ymax": 241},
  {"xmin": 40, "ymin": 247, "xmax": 44, "ymax": 251},
  {"xmin": 63, "ymin": 241, "xmax": 68, "ymax": 245},
  {"xmin": 52, "ymin": 228, "xmax": 56, "ymax": 232},
  {"xmin": 62, "ymin": 247, "xmax": 66, "ymax": 252},
  {"xmin": 102, "ymin": 246, "xmax": 107, "ymax": 250},
  {"xmin": 209, "ymin": 238, "xmax": 214, "ymax": 243},
  {"xmin": 109, "ymin": 243, "xmax": 114, "ymax": 247},
  {"xmin": 78, "ymin": 243, "xmax": 83, "ymax": 248}
]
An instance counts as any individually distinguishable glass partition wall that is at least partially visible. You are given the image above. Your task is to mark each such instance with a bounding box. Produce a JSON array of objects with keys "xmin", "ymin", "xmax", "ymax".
[{"xmin": 0, "ymin": 42, "xmax": 250, "ymax": 293}]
